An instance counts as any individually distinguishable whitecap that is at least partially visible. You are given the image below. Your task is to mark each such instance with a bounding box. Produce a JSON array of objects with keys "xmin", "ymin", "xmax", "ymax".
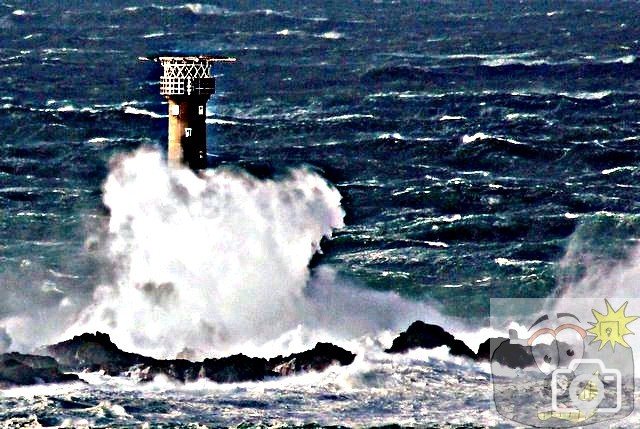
[
  {"xmin": 425, "ymin": 241, "xmax": 448, "ymax": 248},
  {"xmin": 461, "ymin": 132, "xmax": 491, "ymax": 143},
  {"xmin": 441, "ymin": 51, "xmax": 537, "ymax": 61},
  {"xmin": 605, "ymin": 55, "xmax": 635, "ymax": 64},
  {"xmin": 462, "ymin": 132, "xmax": 524, "ymax": 145},
  {"xmin": 439, "ymin": 115, "xmax": 466, "ymax": 121},
  {"xmin": 494, "ymin": 258, "xmax": 546, "ymax": 267},
  {"xmin": 123, "ymin": 106, "xmax": 165, "ymax": 119},
  {"xmin": 602, "ymin": 165, "xmax": 636, "ymax": 175},
  {"xmin": 183, "ymin": 3, "xmax": 229, "ymax": 15},
  {"xmin": 559, "ymin": 90, "xmax": 612, "ymax": 100},
  {"xmin": 57, "ymin": 105, "xmax": 76, "ymax": 112},
  {"xmin": 481, "ymin": 58, "xmax": 547, "ymax": 67},
  {"xmin": 504, "ymin": 112, "xmax": 539, "ymax": 121},
  {"xmin": 318, "ymin": 31, "xmax": 343, "ymax": 40},
  {"xmin": 87, "ymin": 137, "xmax": 110, "ymax": 144},
  {"xmin": 318, "ymin": 114, "xmax": 374, "ymax": 122},
  {"xmin": 378, "ymin": 132, "xmax": 404, "ymax": 140},
  {"xmin": 142, "ymin": 32, "xmax": 166, "ymax": 39}
]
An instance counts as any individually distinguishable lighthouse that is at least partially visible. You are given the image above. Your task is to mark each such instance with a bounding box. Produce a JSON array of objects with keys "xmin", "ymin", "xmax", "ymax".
[{"xmin": 155, "ymin": 55, "xmax": 235, "ymax": 169}]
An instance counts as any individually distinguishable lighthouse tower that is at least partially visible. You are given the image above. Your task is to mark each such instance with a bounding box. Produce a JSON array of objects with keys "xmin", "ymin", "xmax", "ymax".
[{"xmin": 156, "ymin": 55, "xmax": 235, "ymax": 169}]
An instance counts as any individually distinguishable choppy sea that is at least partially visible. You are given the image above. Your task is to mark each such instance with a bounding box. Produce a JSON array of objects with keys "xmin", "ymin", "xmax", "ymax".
[{"xmin": 1, "ymin": 0, "xmax": 640, "ymax": 427}]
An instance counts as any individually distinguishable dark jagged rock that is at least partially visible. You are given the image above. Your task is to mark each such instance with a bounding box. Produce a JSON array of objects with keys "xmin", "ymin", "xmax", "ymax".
[
  {"xmin": 201, "ymin": 354, "xmax": 272, "ymax": 383},
  {"xmin": 269, "ymin": 342, "xmax": 356, "ymax": 375},
  {"xmin": 0, "ymin": 352, "xmax": 80, "ymax": 386},
  {"xmin": 42, "ymin": 332, "xmax": 153, "ymax": 376},
  {"xmin": 490, "ymin": 339, "xmax": 536, "ymax": 368},
  {"xmin": 43, "ymin": 332, "xmax": 355, "ymax": 384},
  {"xmin": 476, "ymin": 337, "xmax": 508, "ymax": 362},
  {"xmin": 384, "ymin": 321, "xmax": 477, "ymax": 359}
]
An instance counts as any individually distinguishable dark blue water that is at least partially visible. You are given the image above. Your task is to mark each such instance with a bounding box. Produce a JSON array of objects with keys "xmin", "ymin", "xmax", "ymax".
[
  {"xmin": 3, "ymin": 0, "xmax": 640, "ymax": 320},
  {"xmin": 2, "ymin": 0, "xmax": 640, "ymax": 318},
  {"xmin": 1, "ymin": 0, "xmax": 640, "ymax": 426}
]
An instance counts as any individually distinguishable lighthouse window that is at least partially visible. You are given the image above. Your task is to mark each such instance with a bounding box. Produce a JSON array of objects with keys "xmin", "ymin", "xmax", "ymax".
[
  {"xmin": 198, "ymin": 106, "xmax": 204, "ymax": 115},
  {"xmin": 185, "ymin": 128, "xmax": 192, "ymax": 137},
  {"xmin": 171, "ymin": 105, "xmax": 180, "ymax": 116}
]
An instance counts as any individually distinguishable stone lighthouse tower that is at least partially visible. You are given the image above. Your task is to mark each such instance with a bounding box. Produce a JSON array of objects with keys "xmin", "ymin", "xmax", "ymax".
[{"xmin": 156, "ymin": 55, "xmax": 235, "ymax": 169}]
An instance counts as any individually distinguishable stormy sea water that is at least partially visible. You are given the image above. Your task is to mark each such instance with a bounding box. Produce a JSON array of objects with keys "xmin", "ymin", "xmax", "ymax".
[{"xmin": 1, "ymin": 0, "xmax": 640, "ymax": 427}]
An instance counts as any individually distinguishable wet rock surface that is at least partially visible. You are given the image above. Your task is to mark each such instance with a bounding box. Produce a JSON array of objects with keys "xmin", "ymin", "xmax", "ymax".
[
  {"xmin": 41, "ymin": 332, "xmax": 356, "ymax": 384},
  {"xmin": 0, "ymin": 352, "xmax": 80, "ymax": 386},
  {"xmin": 384, "ymin": 321, "xmax": 478, "ymax": 359},
  {"xmin": 2, "ymin": 322, "xmax": 511, "ymax": 387}
]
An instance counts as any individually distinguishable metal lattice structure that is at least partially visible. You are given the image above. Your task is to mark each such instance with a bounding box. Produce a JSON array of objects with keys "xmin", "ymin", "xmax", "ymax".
[{"xmin": 157, "ymin": 56, "xmax": 236, "ymax": 96}]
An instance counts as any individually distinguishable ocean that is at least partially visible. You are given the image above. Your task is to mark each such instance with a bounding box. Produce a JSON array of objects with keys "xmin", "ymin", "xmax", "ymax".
[{"xmin": 0, "ymin": 0, "xmax": 639, "ymax": 427}]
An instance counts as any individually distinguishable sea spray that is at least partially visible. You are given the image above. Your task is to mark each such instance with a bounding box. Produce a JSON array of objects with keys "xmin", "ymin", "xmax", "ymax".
[
  {"xmin": 61, "ymin": 147, "xmax": 345, "ymax": 357},
  {"xmin": 58, "ymin": 148, "xmax": 462, "ymax": 359}
]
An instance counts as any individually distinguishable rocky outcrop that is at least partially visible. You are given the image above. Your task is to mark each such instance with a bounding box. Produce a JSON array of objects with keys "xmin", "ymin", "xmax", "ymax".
[
  {"xmin": 43, "ymin": 332, "xmax": 356, "ymax": 384},
  {"xmin": 0, "ymin": 322, "xmax": 527, "ymax": 387},
  {"xmin": 269, "ymin": 342, "xmax": 356, "ymax": 375},
  {"xmin": 384, "ymin": 321, "xmax": 477, "ymax": 359},
  {"xmin": 0, "ymin": 352, "xmax": 80, "ymax": 386},
  {"xmin": 476, "ymin": 337, "xmax": 508, "ymax": 362}
]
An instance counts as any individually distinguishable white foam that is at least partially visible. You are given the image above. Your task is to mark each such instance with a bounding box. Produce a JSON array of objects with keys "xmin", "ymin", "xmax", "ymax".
[
  {"xmin": 51, "ymin": 148, "xmax": 472, "ymax": 359},
  {"xmin": 318, "ymin": 31, "xmax": 343, "ymax": 40},
  {"xmin": 439, "ymin": 115, "xmax": 466, "ymax": 121},
  {"xmin": 481, "ymin": 58, "xmax": 546, "ymax": 67},
  {"xmin": 87, "ymin": 137, "xmax": 110, "ymax": 144},
  {"xmin": 378, "ymin": 132, "xmax": 404, "ymax": 140},
  {"xmin": 318, "ymin": 114, "xmax": 374, "ymax": 122},
  {"xmin": 462, "ymin": 132, "xmax": 524, "ymax": 145},
  {"xmin": 462, "ymin": 132, "xmax": 491, "ymax": 143},
  {"xmin": 182, "ymin": 3, "xmax": 229, "ymax": 15},
  {"xmin": 142, "ymin": 32, "xmax": 165, "ymax": 39},
  {"xmin": 606, "ymin": 55, "xmax": 636, "ymax": 64},
  {"xmin": 559, "ymin": 90, "xmax": 612, "ymax": 100},
  {"xmin": 123, "ymin": 106, "xmax": 165, "ymax": 119},
  {"xmin": 505, "ymin": 112, "xmax": 538, "ymax": 121},
  {"xmin": 602, "ymin": 165, "xmax": 636, "ymax": 175},
  {"xmin": 62, "ymin": 148, "xmax": 345, "ymax": 357}
]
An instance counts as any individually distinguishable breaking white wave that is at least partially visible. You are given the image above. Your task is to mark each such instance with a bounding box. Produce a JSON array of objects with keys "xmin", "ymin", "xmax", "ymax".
[
  {"xmin": 439, "ymin": 115, "xmax": 466, "ymax": 121},
  {"xmin": 559, "ymin": 90, "xmax": 612, "ymax": 100},
  {"xmin": 604, "ymin": 54, "xmax": 636, "ymax": 64},
  {"xmin": 440, "ymin": 50, "xmax": 537, "ymax": 61},
  {"xmin": 123, "ymin": 106, "xmax": 165, "ymax": 119},
  {"xmin": 318, "ymin": 114, "xmax": 374, "ymax": 122},
  {"xmin": 461, "ymin": 132, "xmax": 492, "ymax": 144},
  {"xmin": 461, "ymin": 132, "xmax": 524, "ymax": 145},
  {"xmin": 602, "ymin": 165, "xmax": 637, "ymax": 175},
  {"xmin": 481, "ymin": 58, "xmax": 547, "ymax": 67},
  {"xmin": 59, "ymin": 148, "xmax": 449, "ymax": 359},
  {"xmin": 317, "ymin": 31, "xmax": 343, "ymax": 40}
]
